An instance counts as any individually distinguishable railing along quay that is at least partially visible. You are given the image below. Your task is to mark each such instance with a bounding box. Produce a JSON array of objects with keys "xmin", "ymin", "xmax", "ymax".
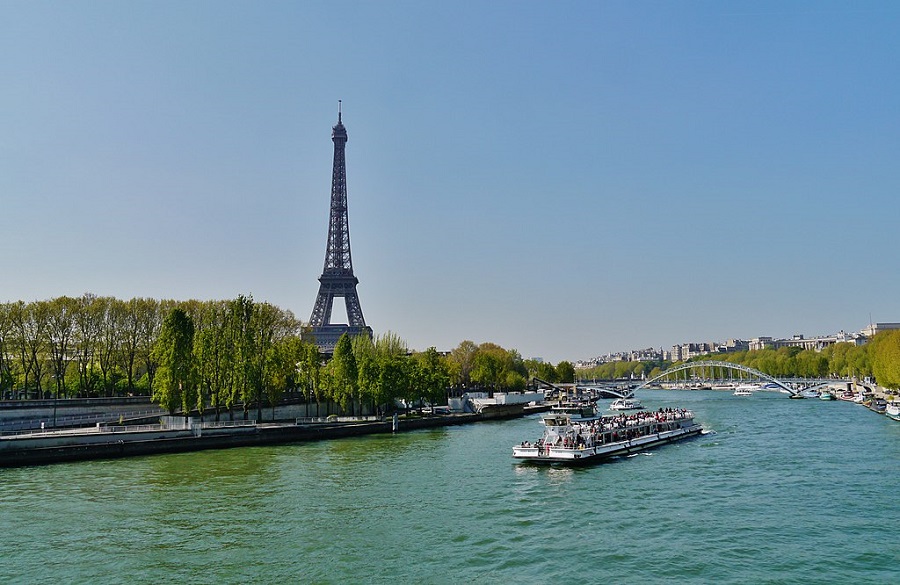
[{"xmin": 0, "ymin": 409, "xmax": 167, "ymax": 433}]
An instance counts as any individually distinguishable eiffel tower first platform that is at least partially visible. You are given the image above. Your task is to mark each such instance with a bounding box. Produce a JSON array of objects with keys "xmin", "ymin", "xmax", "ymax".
[{"xmin": 306, "ymin": 104, "xmax": 373, "ymax": 353}]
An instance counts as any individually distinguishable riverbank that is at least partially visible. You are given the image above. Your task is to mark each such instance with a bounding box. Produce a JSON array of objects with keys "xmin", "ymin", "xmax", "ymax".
[{"xmin": 0, "ymin": 405, "xmax": 549, "ymax": 468}]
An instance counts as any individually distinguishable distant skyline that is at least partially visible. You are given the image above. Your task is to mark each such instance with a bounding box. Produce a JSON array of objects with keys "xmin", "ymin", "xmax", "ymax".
[{"xmin": 3, "ymin": 1, "xmax": 899, "ymax": 363}]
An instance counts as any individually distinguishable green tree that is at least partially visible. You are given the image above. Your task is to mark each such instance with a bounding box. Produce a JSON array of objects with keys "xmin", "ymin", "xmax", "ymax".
[
  {"xmin": 870, "ymin": 330, "xmax": 900, "ymax": 389},
  {"xmin": 448, "ymin": 339, "xmax": 478, "ymax": 388},
  {"xmin": 471, "ymin": 344, "xmax": 504, "ymax": 391},
  {"xmin": 503, "ymin": 370, "xmax": 527, "ymax": 391},
  {"xmin": 352, "ymin": 334, "xmax": 378, "ymax": 412},
  {"xmin": 377, "ymin": 355, "xmax": 408, "ymax": 413},
  {"xmin": 46, "ymin": 296, "xmax": 77, "ymax": 400},
  {"xmin": 136, "ymin": 298, "xmax": 163, "ymax": 393},
  {"xmin": 119, "ymin": 298, "xmax": 144, "ymax": 393},
  {"xmin": 193, "ymin": 301, "xmax": 230, "ymax": 420},
  {"xmin": 228, "ymin": 295, "xmax": 255, "ymax": 420},
  {"xmin": 265, "ymin": 335, "xmax": 305, "ymax": 420},
  {"xmin": 412, "ymin": 347, "xmax": 450, "ymax": 408},
  {"xmin": 613, "ymin": 361, "xmax": 634, "ymax": 380},
  {"xmin": 96, "ymin": 297, "xmax": 125, "ymax": 396},
  {"xmin": 525, "ymin": 359, "xmax": 557, "ymax": 384},
  {"xmin": 20, "ymin": 301, "xmax": 50, "ymax": 398},
  {"xmin": 329, "ymin": 333, "xmax": 359, "ymax": 414},
  {"xmin": 302, "ymin": 341, "xmax": 323, "ymax": 415},
  {"xmin": 375, "ymin": 331, "xmax": 407, "ymax": 357},
  {"xmin": 447, "ymin": 340, "xmax": 477, "ymax": 389},
  {"xmin": 249, "ymin": 302, "xmax": 289, "ymax": 421},
  {"xmin": 0, "ymin": 303, "xmax": 14, "ymax": 396},
  {"xmin": 152, "ymin": 307, "xmax": 196, "ymax": 416},
  {"xmin": 555, "ymin": 361, "xmax": 575, "ymax": 384},
  {"xmin": 73, "ymin": 293, "xmax": 102, "ymax": 396}
]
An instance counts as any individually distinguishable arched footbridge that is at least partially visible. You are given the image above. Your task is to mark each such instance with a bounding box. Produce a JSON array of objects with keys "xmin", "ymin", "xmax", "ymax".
[{"xmin": 634, "ymin": 361, "xmax": 796, "ymax": 396}]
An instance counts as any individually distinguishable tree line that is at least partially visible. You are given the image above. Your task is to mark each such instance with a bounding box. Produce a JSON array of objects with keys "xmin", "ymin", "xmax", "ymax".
[
  {"xmin": 576, "ymin": 333, "xmax": 900, "ymax": 389},
  {"xmin": 0, "ymin": 294, "xmax": 581, "ymax": 418},
  {"xmin": 0, "ymin": 295, "xmax": 167, "ymax": 399},
  {"xmin": 0, "ymin": 294, "xmax": 305, "ymax": 419}
]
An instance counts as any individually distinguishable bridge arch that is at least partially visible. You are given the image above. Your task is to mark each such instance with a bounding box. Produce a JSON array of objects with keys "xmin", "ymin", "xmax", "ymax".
[
  {"xmin": 634, "ymin": 361, "xmax": 795, "ymax": 395},
  {"xmin": 576, "ymin": 385, "xmax": 633, "ymax": 400}
]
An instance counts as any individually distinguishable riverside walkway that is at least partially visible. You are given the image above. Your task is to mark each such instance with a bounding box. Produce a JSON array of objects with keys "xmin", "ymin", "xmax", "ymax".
[{"xmin": 0, "ymin": 404, "xmax": 548, "ymax": 468}]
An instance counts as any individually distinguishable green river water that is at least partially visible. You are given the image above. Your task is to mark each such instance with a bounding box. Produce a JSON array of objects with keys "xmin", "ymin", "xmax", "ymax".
[{"xmin": 1, "ymin": 390, "xmax": 897, "ymax": 584}]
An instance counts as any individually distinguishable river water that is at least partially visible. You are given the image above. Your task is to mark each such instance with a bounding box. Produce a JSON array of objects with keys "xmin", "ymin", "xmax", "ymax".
[{"xmin": 1, "ymin": 390, "xmax": 897, "ymax": 584}]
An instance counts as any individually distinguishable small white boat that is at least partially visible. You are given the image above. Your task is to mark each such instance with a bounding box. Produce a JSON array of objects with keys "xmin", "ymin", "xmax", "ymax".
[
  {"xmin": 733, "ymin": 384, "xmax": 759, "ymax": 396},
  {"xmin": 609, "ymin": 398, "xmax": 644, "ymax": 411},
  {"xmin": 800, "ymin": 389, "xmax": 821, "ymax": 399},
  {"xmin": 885, "ymin": 402, "xmax": 900, "ymax": 421}
]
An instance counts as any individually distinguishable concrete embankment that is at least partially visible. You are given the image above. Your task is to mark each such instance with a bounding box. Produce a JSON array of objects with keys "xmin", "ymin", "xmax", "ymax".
[{"xmin": 0, "ymin": 406, "xmax": 546, "ymax": 468}]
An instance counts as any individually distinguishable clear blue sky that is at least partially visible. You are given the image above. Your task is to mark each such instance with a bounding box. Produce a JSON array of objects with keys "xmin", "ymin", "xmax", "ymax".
[{"xmin": 2, "ymin": 1, "xmax": 899, "ymax": 363}]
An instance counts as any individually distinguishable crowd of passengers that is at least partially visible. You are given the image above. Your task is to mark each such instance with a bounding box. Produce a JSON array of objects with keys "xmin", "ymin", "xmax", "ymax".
[{"xmin": 521, "ymin": 408, "xmax": 692, "ymax": 450}]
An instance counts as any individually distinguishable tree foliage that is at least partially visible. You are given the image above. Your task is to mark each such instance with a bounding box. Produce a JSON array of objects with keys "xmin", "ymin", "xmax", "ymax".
[
  {"xmin": 869, "ymin": 331, "xmax": 900, "ymax": 389},
  {"xmin": 151, "ymin": 307, "xmax": 195, "ymax": 415},
  {"xmin": 412, "ymin": 347, "xmax": 451, "ymax": 407},
  {"xmin": 328, "ymin": 334, "xmax": 359, "ymax": 413}
]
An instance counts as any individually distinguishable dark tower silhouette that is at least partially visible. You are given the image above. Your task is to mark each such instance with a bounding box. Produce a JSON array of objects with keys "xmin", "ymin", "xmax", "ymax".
[{"xmin": 307, "ymin": 103, "xmax": 372, "ymax": 353}]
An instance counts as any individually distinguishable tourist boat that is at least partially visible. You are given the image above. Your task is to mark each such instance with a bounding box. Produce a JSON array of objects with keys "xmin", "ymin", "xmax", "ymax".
[
  {"xmin": 800, "ymin": 389, "xmax": 821, "ymax": 399},
  {"xmin": 551, "ymin": 401, "xmax": 597, "ymax": 418},
  {"xmin": 885, "ymin": 402, "xmax": 900, "ymax": 422},
  {"xmin": 819, "ymin": 391, "xmax": 836, "ymax": 401},
  {"xmin": 609, "ymin": 398, "xmax": 644, "ymax": 411},
  {"xmin": 512, "ymin": 409, "xmax": 703, "ymax": 465}
]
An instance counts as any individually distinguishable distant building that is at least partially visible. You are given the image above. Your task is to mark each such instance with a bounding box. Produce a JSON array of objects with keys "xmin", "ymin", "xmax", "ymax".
[
  {"xmin": 578, "ymin": 321, "xmax": 892, "ymax": 366},
  {"xmin": 718, "ymin": 339, "xmax": 749, "ymax": 353},
  {"xmin": 672, "ymin": 342, "xmax": 715, "ymax": 360},
  {"xmin": 750, "ymin": 331, "xmax": 865, "ymax": 352},
  {"xmin": 749, "ymin": 337, "xmax": 774, "ymax": 351},
  {"xmin": 860, "ymin": 322, "xmax": 900, "ymax": 338}
]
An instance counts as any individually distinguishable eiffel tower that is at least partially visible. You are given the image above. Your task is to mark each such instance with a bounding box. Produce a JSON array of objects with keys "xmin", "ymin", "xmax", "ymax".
[{"xmin": 307, "ymin": 103, "xmax": 372, "ymax": 353}]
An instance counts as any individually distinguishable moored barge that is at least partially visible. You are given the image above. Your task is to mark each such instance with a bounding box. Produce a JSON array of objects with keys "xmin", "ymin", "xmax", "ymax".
[{"xmin": 512, "ymin": 408, "xmax": 703, "ymax": 465}]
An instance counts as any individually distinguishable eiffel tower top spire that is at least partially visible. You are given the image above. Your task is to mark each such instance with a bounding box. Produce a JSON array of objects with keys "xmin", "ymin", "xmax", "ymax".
[
  {"xmin": 332, "ymin": 100, "xmax": 346, "ymax": 143},
  {"xmin": 322, "ymin": 103, "xmax": 352, "ymax": 276}
]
